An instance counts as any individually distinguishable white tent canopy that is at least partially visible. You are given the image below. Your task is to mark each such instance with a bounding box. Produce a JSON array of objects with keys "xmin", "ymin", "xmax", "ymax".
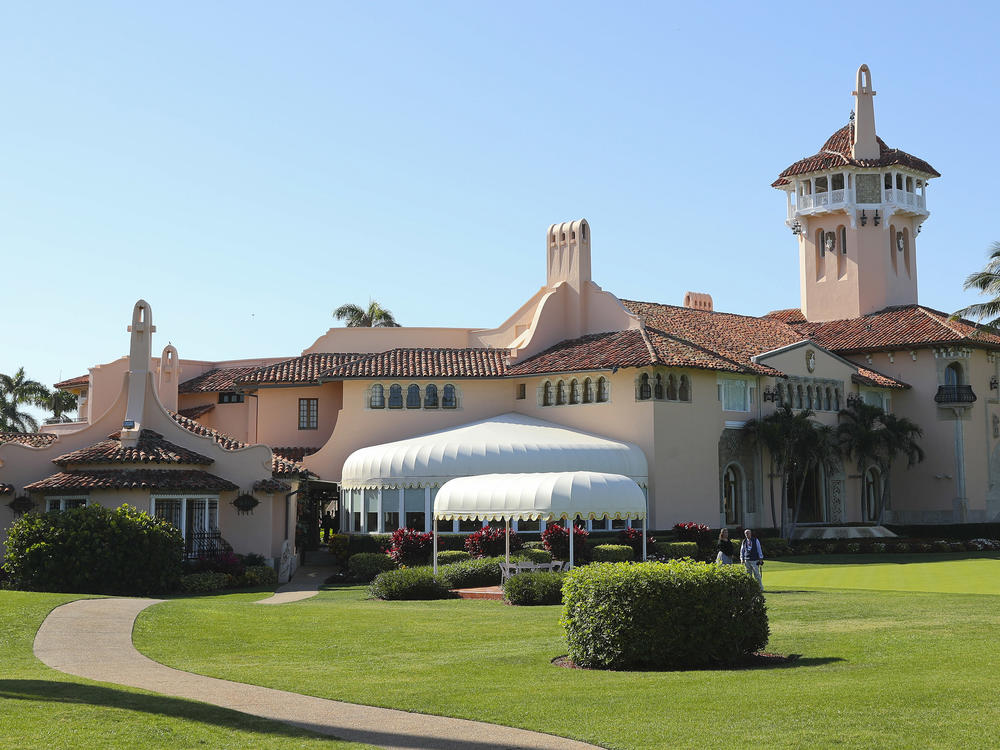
[
  {"xmin": 433, "ymin": 471, "xmax": 646, "ymax": 522},
  {"xmin": 431, "ymin": 471, "xmax": 648, "ymax": 571},
  {"xmin": 340, "ymin": 413, "xmax": 648, "ymax": 490}
]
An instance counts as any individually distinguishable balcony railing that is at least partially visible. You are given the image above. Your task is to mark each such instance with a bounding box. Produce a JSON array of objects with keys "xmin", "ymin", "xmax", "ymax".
[
  {"xmin": 794, "ymin": 188, "xmax": 926, "ymax": 213},
  {"xmin": 934, "ymin": 385, "xmax": 977, "ymax": 405},
  {"xmin": 186, "ymin": 530, "xmax": 234, "ymax": 560}
]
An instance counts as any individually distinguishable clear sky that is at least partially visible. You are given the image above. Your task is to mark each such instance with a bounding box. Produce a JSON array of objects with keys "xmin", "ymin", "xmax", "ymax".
[{"xmin": 3, "ymin": 1, "xmax": 999, "ymax": 409}]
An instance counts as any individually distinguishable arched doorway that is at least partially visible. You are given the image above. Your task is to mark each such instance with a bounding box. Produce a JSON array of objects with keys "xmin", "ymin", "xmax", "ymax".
[
  {"xmin": 863, "ymin": 467, "xmax": 881, "ymax": 522},
  {"xmin": 795, "ymin": 466, "xmax": 828, "ymax": 523},
  {"xmin": 722, "ymin": 464, "xmax": 743, "ymax": 527}
]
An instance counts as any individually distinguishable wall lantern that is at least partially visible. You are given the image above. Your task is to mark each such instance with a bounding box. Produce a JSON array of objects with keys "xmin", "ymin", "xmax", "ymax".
[
  {"xmin": 846, "ymin": 393, "xmax": 863, "ymax": 407},
  {"xmin": 790, "ymin": 219, "xmax": 802, "ymax": 236},
  {"xmin": 8, "ymin": 495, "xmax": 35, "ymax": 516},
  {"xmin": 873, "ymin": 210, "xmax": 881, "ymax": 227},
  {"xmin": 860, "ymin": 210, "xmax": 868, "ymax": 227},
  {"xmin": 990, "ymin": 376, "xmax": 998, "ymax": 392},
  {"xmin": 762, "ymin": 386, "xmax": 780, "ymax": 402},
  {"xmin": 232, "ymin": 493, "xmax": 259, "ymax": 516}
]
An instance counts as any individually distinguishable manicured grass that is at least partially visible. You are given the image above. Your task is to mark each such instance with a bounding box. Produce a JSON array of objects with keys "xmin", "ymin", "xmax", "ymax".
[
  {"xmin": 0, "ymin": 590, "xmax": 371, "ymax": 750},
  {"xmin": 134, "ymin": 555, "xmax": 1000, "ymax": 749}
]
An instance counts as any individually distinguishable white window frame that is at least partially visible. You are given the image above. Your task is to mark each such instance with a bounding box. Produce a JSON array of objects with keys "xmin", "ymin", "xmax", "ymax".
[
  {"xmin": 46, "ymin": 496, "xmax": 88, "ymax": 511},
  {"xmin": 719, "ymin": 377, "xmax": 753, "ymax": 412},
  {"xmin": 150, "ymin": 494, "xmax": 220, "ymax": 541}
]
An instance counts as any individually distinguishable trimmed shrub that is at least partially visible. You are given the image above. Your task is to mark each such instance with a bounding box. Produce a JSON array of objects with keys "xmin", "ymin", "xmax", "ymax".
[
  {"xmin": 187, "ymin": 551, "xmax": 244, "ymax": 577},
  {"xmin": 542, "ymin": 523, "xmax": 590, "ymax": 561},
  {"xmin": 347, "ymin": 552, "xmax": 395, "ymax": 582},
  {"xmin": 760, "ymin": 537, "xmax": 791, "ymax": 557},
  {"xmin": 513, "ymin": 547, "xmax": 552, "ymax": 563},
  {"xmin": 435, "ymin": 534, "xmax": 471, "ymax": 551},
  {"xmin": 327, "ymin": 534, "xmax": 350, "ymax": 564},
  {"xmin": 3, "ymin": 504, "xmax": 183, "ymax": 595},
  {"xmin": 619, "ymin": 527, "xmax": 655, "ymax": 558},
  {"xmin": 369, "ymin": 567, "xmax": 452, "ymax": 600},
  {"xmin": 465, "ymin": 526, "xmax": 522, "ymax": 558},
  {"xmin": 436, "ymin": 550, "xmax": 471, "ymax": 565},
  {"xmin": 387, "ymin": 527, "xmax": 433, "ymax": 566},
  {"xmin": 561, "ymin": 560, "xmax": 769, "ymax": 670},
  {"xmin": 592, "ymin": 544, "xmax": 634, "ymax": 562},
  {"xmin": 522, "ymin": 541, "xmax": 546, "ymax": 551},
  {"xmin": 438, "ymin": 557, "xmax": 503, "ymax": 588},
  {"xmin": 673, "ymin": 522, "xmax": 712, "ymax": 546},
  {"xmin": 654, "ymin": 541, "xmax": 699, "ymax": 560},
  {"xmin": 241, "ymin": 564, "xmax": 278, "ymax": 587},
  {"xmin": 504, "ymin": 571, "xmax": 565, "ymax": 605},
  {"xmin": 179, "ymin": 571, "xmax": 231, "ymax": 594},
  {"xmin": 347, "ymin": 534, "xmax": 393, "ymax": 556}
]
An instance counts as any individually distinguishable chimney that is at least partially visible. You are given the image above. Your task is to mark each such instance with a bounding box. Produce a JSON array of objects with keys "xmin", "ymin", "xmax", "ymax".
[{"xmin": 683, "ymin": 292, "xmax": 713, "ymax": 312}]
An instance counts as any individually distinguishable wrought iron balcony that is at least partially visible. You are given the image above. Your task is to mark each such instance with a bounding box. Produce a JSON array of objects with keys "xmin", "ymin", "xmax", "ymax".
[{"xmin": 934, "ymin": 385, "xmax": 977, "ymax": 405}]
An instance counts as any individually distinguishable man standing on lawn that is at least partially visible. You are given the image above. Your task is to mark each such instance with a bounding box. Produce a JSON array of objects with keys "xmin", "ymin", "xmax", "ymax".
[{"xmin": 740, "ymin": 529, "xmax": 764, "ymax": 590}]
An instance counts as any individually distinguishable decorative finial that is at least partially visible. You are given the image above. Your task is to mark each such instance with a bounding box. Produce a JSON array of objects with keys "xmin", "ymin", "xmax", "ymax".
[{"xmin": 849, "ymin": 109, "xmax": 855, "ymax": 125}]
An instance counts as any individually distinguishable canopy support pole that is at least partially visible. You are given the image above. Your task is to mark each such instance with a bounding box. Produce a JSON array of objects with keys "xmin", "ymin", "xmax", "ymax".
[
  {"xmin": 432, "ymin": 517, "xmax": 438, "ymax": 575},
  {"xmin": 642, "ymin": 516, "xmax": 648, "ymax": 561},
  {"xmin": 568, "ymin": 518, "xmax": 575, "ymax": 569},
  {"xmin": 505, "ymin": 518, "xmax": 510, "ymax": 566}
]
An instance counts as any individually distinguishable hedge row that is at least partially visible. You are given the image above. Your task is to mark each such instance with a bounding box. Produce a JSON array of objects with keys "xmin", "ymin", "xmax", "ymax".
[{"xmin": 503, "ymin": 571, "xmax": 565, "ymax": 605}]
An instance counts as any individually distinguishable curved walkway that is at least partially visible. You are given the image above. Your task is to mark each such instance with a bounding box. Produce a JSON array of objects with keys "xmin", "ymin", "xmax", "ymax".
[
  {"xmin": 254, "ymin": 565, "xmax": 326, "ymax": 605},
  {"xmin": 34, "ymin": 598, "xmax": 600, "ymax": 750}
]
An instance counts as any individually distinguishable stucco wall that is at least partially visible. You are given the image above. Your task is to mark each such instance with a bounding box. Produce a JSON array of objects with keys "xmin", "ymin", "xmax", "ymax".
[{"xmin": 255, "ymin": 381, "xmax": 344, "ymax": 448}]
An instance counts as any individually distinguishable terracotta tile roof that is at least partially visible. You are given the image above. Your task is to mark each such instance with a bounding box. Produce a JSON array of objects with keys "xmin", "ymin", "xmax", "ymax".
[
  {"xmin": 253, "ymin": 478, "xmax": 291, "ymax": 493},
  {"xmin": 507, "ymin": 330, "xmax": 654, "ymax": 376},
  {"xmin": 179, "ymin": 366, "xmax": 261, "ymax": 394},
  {"xmin": 321, "ymin": 348, "xmax": 510, "ymax": 379},
  {"xmin": 53, "ymin": 374, "xmax": 89, "ymax": 389},
  {"xmin": 25, "ymin": 469, "xmax": 238, "ymax": 492},
  {"xmin": 788, "ymin": 305, "xmax": 1000, "ymax": 353},
  {"xmin": 764, "ymin": 308, "xmax": 807, "ymax": 325},
  {"xmin": 0, "ymin": 483, "xmax": 13, "ymax": 495},
  {"xmin": 53, "ymin": 429, "xmax": 214, "ymax": 467},
  {"xmin": 169, "ymin": 411, "xmax": 313, "ymax": 478},
  {"xmin": 0, "ymin": 432, "xmax": 58, "ymax": 448},
  {"xmin": 853, "ymin": 368, "xmax": 909, "ymax": 390},
  {"xmin": 237, "ymin": 353, "xmax": 366, "ymax": 386},
  {"xmin": 772, "ymin": 124, "xmax": 939, "ymax": 187},
  {"xmin": 271, "ymin": 446, "xmax": 320, "ymax": 463},
  {"xmin": 177, "ymin": 404, "xmax": 215, "ymax": 419}
]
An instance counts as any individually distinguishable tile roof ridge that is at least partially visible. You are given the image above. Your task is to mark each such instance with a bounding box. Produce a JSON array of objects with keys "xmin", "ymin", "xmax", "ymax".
[
  {"xmin": 637, "ymin": 324, "xmax": 660, "ymax": 365},
  {"xmin": 644, "ymin": 325, "xmax": 760, "ymax": 375},
  {"xmin": 623, "ymin": 298, "xmax": 798, "ymax": 326}
]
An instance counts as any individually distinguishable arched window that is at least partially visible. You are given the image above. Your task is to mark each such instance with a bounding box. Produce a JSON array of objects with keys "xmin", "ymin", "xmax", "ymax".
[
  {"xmin": 582, "ymin": 377, "xmax": 593, "ymax": 403},
  {"xmin": 863, "ymin": 467, "xmax": 881, "ymax": 522},
  {"xmin": 776, "ymin": 383, "xmax": 785, "ymax": 406},
  {"xmin": 556, "ymin": 380, "xmax": 566, "ymax": 405},
  {"xmin": 654, "ymin": 374, "xmax": 664, "ymax": 400},
  {"xmin": 638, "ymin": 373, "xmax": 651, "ymax": 400},
  {"xmin": 666, "ymin": 374, "xmax": 678, "ymax": 401},
  {"xmin": 945, "ymin": 362, "xmax": 963, "ymax": 386},
  {"xmin": 814, "ymin": 386, "xmax": 822, "ymax": 410},
  {"xmin": 406, "ymin": 384, "xmax": 421, "ymax": 409},
  {"xmin": 795, "ymin": 385, "xmax": 804, "ymax": 409},
  {"xmin": 806, "ymin": 385, "xmax": 814, "ymax": 410},
  {"xmin": 570, "ymin": 379, "xmax": 581, "ymax": 404},
  {"xmin": 902, "ymin": 227, "xmax": 911, "ymax": 276},
  {"xmin": 839, "ymin": 226, "xmax": 847, "ymax": 255},
  {"xmin": 442, "ymin": 384, "xmax": 457, "ymax": 409},
  {"xmin": 823, "ymin": 387, "xmax": 832, "ymax": 411},
  {"xmin": 542, "ymin": 381, "xmax": 553, "ymax": 406},
  {"xmin": 597, "ymin": 377, "xmax": 609, "ymax": 402},
  {"xmin": 679, "ymin": 375, "xmax": 691, "ymax": 402},
  {"xmin": 889, "ymin": 223, "xmax": 898, "ymax": 275},
  {"xmin": 388, "ymin": 384, "xmax": 403, "ymax": 409},
  {"xmin": 424, "ymin": 383, "xmax": 439, "ymax": 408},
  {"xmin": 834, "ymin": 388, "xmax": 841, "ymax": 411},
  {"xmin": 723, "ymin": 464, "xmax": 742, "ymax": 527},
  {"xmin": 369, "ymin": 384, "xmax": 385, "ymax": 409}
]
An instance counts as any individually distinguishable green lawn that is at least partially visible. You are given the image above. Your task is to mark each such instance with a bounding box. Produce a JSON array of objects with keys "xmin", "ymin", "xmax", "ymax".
[
  {"xmin": 0, "ymin": 590, "xmax": 372, "ymax": 750},
  {"xmin": 132, "ymin": 554, "xmax": 1000, "ymax": 750}
]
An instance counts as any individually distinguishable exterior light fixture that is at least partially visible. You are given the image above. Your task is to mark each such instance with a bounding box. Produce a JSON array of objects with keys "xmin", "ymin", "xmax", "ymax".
[
  {"xmin": 762, "ymin": 386, "xmax": 780, "ymax": 402},
  {"xmin": 122, "ymin": 419, "xmax": 135, "ymax": 429},
  {"xmin": 846, "ymin": 393, "xmax": 863, "ymax": 407},
  {"xmin": 873, "ymin": 210, "xmax": 881, "ymax": 227},
  {"xmin": 916, "ymin": 225, "xmax": 922, "ymax": 236},
  {"xmin": 790, "ymin": 219, "xmax": 802, "ymax": 236},
  {"xmin": 8, "ymin": 495, "xmax": 35, "ymax": 516},
  {"xmin": 860, "ymin": 210, "xmax": 868, "ymax": 227},
  {"xmin": 991, "ymin": 376, "xmax": 998, "ymax": 391}
]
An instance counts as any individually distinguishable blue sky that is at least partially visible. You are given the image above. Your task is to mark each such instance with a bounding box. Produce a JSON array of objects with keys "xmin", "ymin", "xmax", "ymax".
[{"xmin": 2, "ymin": 1, "xmax": 999, "ymax": 404}]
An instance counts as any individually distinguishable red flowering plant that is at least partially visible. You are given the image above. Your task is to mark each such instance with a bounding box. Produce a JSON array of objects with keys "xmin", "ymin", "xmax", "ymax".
[
  {"xmin": 541, "ymin": 522, "xmax": 590, "ymax": 561},
  {"xmin": 619, "ymin": 526, "xmax": 655, "ymax": 558},
  {"xmin": 464, "ymin": 525, "xmax": 523, "ymax": 558},
  {"xmin": 673, "ymin": 522, "xmax": 713, "ymax": 546},
  {"xmin": 387, "ymin": 527, "xmax": 433, "ymax": 566}
]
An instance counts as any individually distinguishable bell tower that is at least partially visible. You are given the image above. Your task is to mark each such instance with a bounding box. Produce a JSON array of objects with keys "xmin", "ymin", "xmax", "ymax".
[{"xmin": 773, "ymin": 65, "xmax": 939, "ymax": 322}]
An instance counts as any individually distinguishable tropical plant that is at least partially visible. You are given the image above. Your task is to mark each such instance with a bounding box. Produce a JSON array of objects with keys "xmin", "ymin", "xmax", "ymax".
[
  {"xmin": 0, "ymin": 368, "xmax": 51, "ymax": 432},
  {"xmin": 953, "ymin": 241, "xmax": 1000, "ymax": 327},
  {"xmin": 40, "ymin": 389, "xmax": 78, "ymax": 424},
  {"xmin": 333, "ymin": 299, "xmax": 401, "ymax": 327}
]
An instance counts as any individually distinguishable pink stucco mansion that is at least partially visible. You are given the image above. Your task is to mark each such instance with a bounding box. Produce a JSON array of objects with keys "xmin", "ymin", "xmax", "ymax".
[{"xmin": 3, "ymin": 65, "xmax": 999, "ymax": 567}]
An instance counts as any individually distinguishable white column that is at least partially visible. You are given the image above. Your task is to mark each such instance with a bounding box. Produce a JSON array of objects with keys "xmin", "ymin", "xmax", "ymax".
[
  {"xmin": 642, "ymin": 516, "xmax": 647, "ymax": 561},
  {"xmin": 424, "ymin": 486, "xmax": 431, "ymax": 533},
  {"xmin": 568, "ymin": 518, "xmax": 575, "ymax": 569},
  {"xmin": 505, "ymin": 519, "xmax": 511, "ymax": 565},
  {"xmin": 433, "ymin": 517, "xmax": 438, "ymax": 574},
  {"xmin": 376, "ymin": 489, "xmax": 383, "ymax": 533}
]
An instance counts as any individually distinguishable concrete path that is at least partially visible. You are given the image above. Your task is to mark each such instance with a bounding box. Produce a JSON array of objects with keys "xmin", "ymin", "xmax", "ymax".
[
  {"xmin": 255, "ymin": 565, "xmax": 327, "ymax": 605},
  {"xmin": 34, "ymin": 598, "xmax": 600, "ymax": 750}
]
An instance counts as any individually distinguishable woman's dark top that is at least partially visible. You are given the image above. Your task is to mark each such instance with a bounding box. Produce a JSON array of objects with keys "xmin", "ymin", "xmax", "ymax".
[{"xmin": 717, "ymin": 539, "xmax": 734, "ymax": 556}]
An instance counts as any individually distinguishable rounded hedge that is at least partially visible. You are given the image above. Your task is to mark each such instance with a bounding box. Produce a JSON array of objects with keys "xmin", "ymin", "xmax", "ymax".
[
  {"xmin": 513, "ymin": 547, "xmax": 552, "ymax": 563},
  {"xmin": 369, "ymin": 567, "xmax": 452, "ymax": 600},
  {"xmin": 3, "ymin": 504, "xmax": 183, "ymax": 595},
  {"xmin": 436, "ymin": 550, "xmax": 471, "ymax": 565},
  {"xmin": 654, "ymin": 541, "xmax": 699, "ymax": 560},
  {"xmin": 561, "ymin": 560, "xmax": 768, "ymax": 670},
  {"xmin": 347, "ymin": 552, "xmax": 395, "ymax": 582},
  {"xmin": 503, "ymin": 571, "xmax": 565, "ymax": 605},
  {"xmin": 591, "ymin": 544, "xmax": 634, "ymax": 562},
  {"xmin": 437, "ymin": 557, "xmax": 503, "ymax": 588}
]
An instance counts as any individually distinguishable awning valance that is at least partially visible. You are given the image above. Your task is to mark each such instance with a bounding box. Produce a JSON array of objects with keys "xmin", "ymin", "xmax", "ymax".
[{"xmin": 433, "ymin": 471, "xmax": 646, "ymax": 522}]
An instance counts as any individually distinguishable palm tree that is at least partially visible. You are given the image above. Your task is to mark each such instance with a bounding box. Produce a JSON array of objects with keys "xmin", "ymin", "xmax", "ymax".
[
  {"xmin": 836, "ymin": 400, "xmax": 885, "ymax": 521},
  {"xmin": 0, "ymin": 368, "xmax": 50, "ymax": 432},
  {"xmin": 333, "ymin": 299, "xmax": 401, "ymax": 327},
  {"xmin": 873, "ymin": 412, "xmax": 924, "ymax": 524},
  {"xmin": 787, "ymin": 423, "xmax": 839, "ymax": 539},
  {"xmin": 954, "ymin": 241, "xmax": 1000, "ymax": 327},
  {"xmin": 743, "ymin": 414, "xmax": 784, "ymax": 531},
  {"xmin": 40, "ymin": 389, "xmax": 79, "ymax": 424}
]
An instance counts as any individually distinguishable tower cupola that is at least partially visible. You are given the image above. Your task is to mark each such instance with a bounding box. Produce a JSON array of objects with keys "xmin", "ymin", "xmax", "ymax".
[{"xmin": 773, "ymin": 65, "xmax": 940, "ymax": 322}]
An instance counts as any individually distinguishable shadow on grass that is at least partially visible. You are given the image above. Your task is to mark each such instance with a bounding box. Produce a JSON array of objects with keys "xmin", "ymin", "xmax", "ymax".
[
  {"xmin": 772, "ymin": 552, "xmax": 1000, "ymax": 566},
  {"xmin": 551, "ymin": 654, "xmax": 844, "ymax": 672},
  {"xmin": 0, "ymin": 679, "xmax": 572, "ymax": 750}
]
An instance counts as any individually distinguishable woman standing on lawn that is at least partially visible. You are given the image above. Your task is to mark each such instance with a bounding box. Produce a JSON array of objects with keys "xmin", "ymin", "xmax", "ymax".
[{"xmin": 715, "ymin": 528, "xmax": 735, "ymax": 564}]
